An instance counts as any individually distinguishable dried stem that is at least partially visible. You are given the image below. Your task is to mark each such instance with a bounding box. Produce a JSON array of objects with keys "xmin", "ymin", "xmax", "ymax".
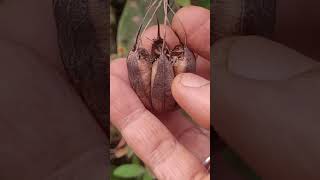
[
  {"xmin": 142, "ymin": 0, "xmax": 163, "ymax": 38},
  {"xmin": 133, "ymin": 24, "xmax": 143, "ymax": 50},
  {"xmin": 167, "ymin": 4, "xmax": 187, "ymax": 46},
  {"xmin": 161, "ymin": 0, "xmax": 168, "ymax": 54},
  {"xmin": 143, "ymin": 0, "xmax": 159, "ymax": 25},
  {"xmin": 135, "ymin": 0, "xmax": 160, "ymax": 48}
]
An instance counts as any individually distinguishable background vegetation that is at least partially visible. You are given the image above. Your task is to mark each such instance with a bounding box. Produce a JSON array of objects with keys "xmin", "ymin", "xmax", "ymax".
[{"xmin": 110, "ymin": 1, "xmax": 260, "ymax": 179}]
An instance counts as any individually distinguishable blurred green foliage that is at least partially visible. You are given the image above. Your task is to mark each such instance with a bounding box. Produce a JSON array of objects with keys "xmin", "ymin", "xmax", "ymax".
[
  {"xmin": 176, "ymin": 0, "xmax": 191, "ymax": 6},
  {"xmin": 192, "ymin": 0, "xmax": 210, "ymax": 9},
  {"xmin": 113, "ymin": 164, "xmax": 145, "ymax": 178},
  {"xmin": 116, "ymin": 0, "xmax": 145, "ymax": 56}
]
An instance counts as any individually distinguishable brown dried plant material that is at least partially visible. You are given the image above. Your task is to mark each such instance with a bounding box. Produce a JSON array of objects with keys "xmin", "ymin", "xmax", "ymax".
[
  {"xmin": 127, "ymin": 45, "xmax": 153, "ymax": 110},
  {"xmin": 127, "ymin": 18, "xmax": 196, "ymax": 113},
  {"xmin": 171, "ymin": 44, "xmax": 196, "ymax": 75}
]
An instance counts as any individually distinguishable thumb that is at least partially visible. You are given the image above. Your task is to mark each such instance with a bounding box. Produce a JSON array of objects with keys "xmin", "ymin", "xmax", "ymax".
[
  {"xmin": 171, "ymin": 73, "xmax": 210, "ymax": 129},
  {"xmin": 213, "ymin": 35, "xmax": 320, "ymax": 180}
]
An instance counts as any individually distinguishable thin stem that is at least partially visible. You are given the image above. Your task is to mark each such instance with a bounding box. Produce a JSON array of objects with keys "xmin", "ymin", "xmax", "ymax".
[
  {"xmin": 133, "ymin": 24, "xmax": 143, "ymax": 50},
  {"xmin": 136, "ymin": 0, "xmax": 160, "ymax": 47},
  {"xmin": 141, "ymin": 0, "xmax": 163, "ymax": 38},
  {"xmin": 167, "ymin": 4, "xmax": 187, "ymax": 46},
  {"xmin": 142, "ymin": 0, "xmax": 159, "ymax": 25},
  {"xmin": 161, "ymin": 0, "xmax": 168, "ymax": 54}
]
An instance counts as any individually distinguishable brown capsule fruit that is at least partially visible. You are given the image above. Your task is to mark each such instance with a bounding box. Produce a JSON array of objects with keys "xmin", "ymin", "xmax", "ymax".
[
  {"xmin": 127, "ymin": 22, "xmax": 196, "ymax": 113},
  {"xmin": 171, "ymin": 44, "xmax": 196, "ymax": 75},
  {"xmin": 127, "ymin": 47, "xmax": 153, "ymax": 110}
]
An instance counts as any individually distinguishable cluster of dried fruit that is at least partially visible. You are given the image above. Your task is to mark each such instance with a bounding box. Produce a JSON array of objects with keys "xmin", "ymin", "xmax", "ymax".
[{"xmin": 127, "ymin": 20, "xmax": 196, "ymax": 113}]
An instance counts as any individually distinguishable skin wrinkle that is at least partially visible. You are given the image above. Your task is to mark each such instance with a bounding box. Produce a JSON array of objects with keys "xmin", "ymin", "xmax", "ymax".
[
  {"xmin": 189, "ymin": 166, "xmax": 209, "ymax": 180},
  {"xmin": 176, "ymin": 125, "xmax": 206, "ymax": 143},
  {"xmin": 176, "ymin": 126, "xmax": 209, "ymax": 161},
  {"xmin": 118, "ymin": 107, "xmax": 147, "ymax": 132},
  {"xmin": 176, "ymin": 124, "xmax": 198, "ymax": 140},
  {"xmin": 151, "ymin": 143, "xmax": 206, "ymax": 180},
  {"xmin": 120, "ymin": 112, "xmax": 187, "ymax": 179},
  {"xmin": 110, "ymin": 76, "xmax": 146, "ymax": 131},
  {"xmin": 181, "ymin": 81, "xmax": 210, "ymax": 88},
  {"xmin": 148, "ymin": 135, "xmax": 178, "ymax": 171},
  {"xmin": 111, "ymin": 84, "xmax": 182, "ymax": 172},
  {"xmin": 158, "ymin": 111, "xmax": 210, "ymax": 161},
  {"xmin": 111, "ymin": 79, "xmax": 207, "ymax": 179}
]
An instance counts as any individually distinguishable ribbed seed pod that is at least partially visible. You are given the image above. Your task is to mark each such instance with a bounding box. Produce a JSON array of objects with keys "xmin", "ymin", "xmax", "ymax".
[{"xmin": 127, "ymin": 22, "xmax": 196, "ymax": 113}]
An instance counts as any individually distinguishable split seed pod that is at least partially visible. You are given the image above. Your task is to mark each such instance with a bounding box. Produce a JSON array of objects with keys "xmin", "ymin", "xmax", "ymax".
[{"xmin": 127, "ymin": 21, "xmax": 196, "ymax": 113}]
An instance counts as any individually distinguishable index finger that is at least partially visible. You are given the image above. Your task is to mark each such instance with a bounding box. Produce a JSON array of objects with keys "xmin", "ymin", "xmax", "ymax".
[{"xmin": 172, "ymin": 6, "xmax": 210, "ymax": 60}]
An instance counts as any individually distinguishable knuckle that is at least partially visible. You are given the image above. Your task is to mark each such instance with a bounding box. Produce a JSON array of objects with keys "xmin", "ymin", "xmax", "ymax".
[
  {"xmin": 148, "ymin": 136, "xmax": 178, "ymax": 169},
  {"xmin": 118, "ymin": 107, "xmax": 147, "ymax": 132}
]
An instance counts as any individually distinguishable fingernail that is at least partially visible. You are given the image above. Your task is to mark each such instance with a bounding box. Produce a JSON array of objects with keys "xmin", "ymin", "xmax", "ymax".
[{"xmin": 179, "ymin": 73, "xmax": 209, "ymax": 87}]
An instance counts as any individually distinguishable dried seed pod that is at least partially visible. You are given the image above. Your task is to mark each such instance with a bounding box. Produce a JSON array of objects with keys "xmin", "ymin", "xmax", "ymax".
[
  {"xmin": 126, "ymin": 25, "xmax": 153, "ymax": 110},
  {"xmin": 151, "ymin": 19, "xmax": 170, "ymax": 61},
  {"xmin": 127, "ymin": 20, "xmax": 196, "ymax": 113},
  {"xmin": 171, "ymin": 44, "xmax": 196, "ymax": 75},
  {"xmin": 127, "ymin": 47, "xmax": 153, "ymax": 110},
  {"xmin": 149, "ymin": 21, "xmax": 176, "ymax": 113},
  {"xmin": 151, "ymin": 54, "xmax": 176, "ymax": 112}
]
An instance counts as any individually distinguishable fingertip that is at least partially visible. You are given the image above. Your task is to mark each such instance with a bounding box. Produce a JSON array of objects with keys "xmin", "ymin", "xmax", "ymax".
[
  {"xmin": 172, "ymin": 73, "xmax": 210, "ymax": 129},
  {"xmin": 110, "ymin": 58, "xmax": 129, "ymax": 82},
  {"xmin": 172, "ymin": 6, "xmax": 210, "ymax": 59},
  {"xmin": 110, "ymin": 58, "xmax": 126, "ymax": 73}
]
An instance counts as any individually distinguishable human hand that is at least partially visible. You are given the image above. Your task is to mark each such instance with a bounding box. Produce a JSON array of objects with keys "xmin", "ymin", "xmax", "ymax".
[
  {"xmin": 110, "ymin": 6, "xmax": 210, "ymax": 180},
  {"xmin": 213, "ymin": 36, "xmax": 320, "ymax": 180}
]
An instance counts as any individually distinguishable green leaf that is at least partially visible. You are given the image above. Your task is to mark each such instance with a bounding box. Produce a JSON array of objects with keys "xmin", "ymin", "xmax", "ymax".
[
  {"xmin": 191, "ymin": 0, "xmax": 210, "ymax": 9},
  {"xmin": 117, "ymin": 0, "xmax": 144, "ymax": 56},
  {"xmin": 142, "ymin": 171, "xmax": 153, "ymax": 180},
  {"xmin": 110, "ymin": 165, "xmax": 126, "ymax": 180},
  {"xmin": 144, "ymin": 167, "xmax": 156, "ymax": 180},
  {"xmin": 176, "ymin": 0, "xmax": 191, "ymax": 6},
  {"xmin": 113, "ymin": 164, "xmax": 145, "ymax": 178},
  {"xmin": 127, "ymin": 146, "xmax": 134, "ymax": 158},
  {"xmin": 131, "ymin": 154, "xmax": 141, "ymax": 165}
]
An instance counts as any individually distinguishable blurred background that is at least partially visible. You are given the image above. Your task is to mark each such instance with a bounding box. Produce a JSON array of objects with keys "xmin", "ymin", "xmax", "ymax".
[{"xmin": 109, "ymin": 1, "xmax": 259, "ymax": 180}]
